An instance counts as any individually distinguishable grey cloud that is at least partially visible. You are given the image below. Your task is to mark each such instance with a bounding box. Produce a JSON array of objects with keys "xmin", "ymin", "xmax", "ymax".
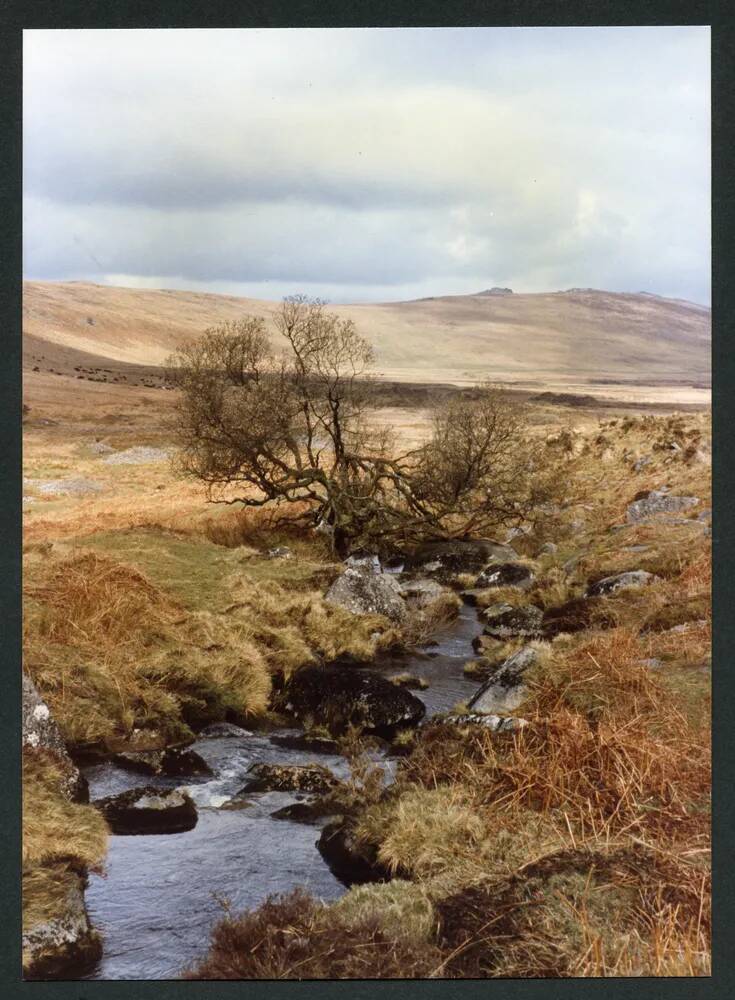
[{"xmin": 23, "ymin": 26, "xmax": 710, "ymax": 304}]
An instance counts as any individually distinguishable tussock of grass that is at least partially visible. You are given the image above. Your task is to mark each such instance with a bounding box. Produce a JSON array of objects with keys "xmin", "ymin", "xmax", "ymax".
[
  {"xmin": 184, "ymin": 888, "xmax": 443, "ymax": 980},
  {"xmin": 435, "ymin": 845, "xmax": 710, "ymax": 978},
  {"xmin": 23, "ymin": 749, "xmax": 108, "ymax": 871},
  {"xmin": 24, "ymin": 550, "xmax": 272, "ymax": 746}
]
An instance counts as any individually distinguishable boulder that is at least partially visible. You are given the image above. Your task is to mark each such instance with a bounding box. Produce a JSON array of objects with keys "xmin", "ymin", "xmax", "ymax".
[
  {"xmin": 482, "ymin": 604, "xmax": 544, "ymax": 639},
  {"xmin": 240, "ymin": 762, "xmax": 340, "ymax": 796},
  {"xmin": 95, "ymin": 786, "xmax": 198, "ymax": 835},
  {"xmin": 437, "ymin": 714, "xmax": 528, "ymax": 732},
  {"xmin": 399, "ymin": 578, "xmax": 450, "ymax": 607},
  {"xmin": 317, "ymin": 819, "xmax": 393, "ymax": 885},
  {"xmin": 22, "ymin": 674, "xmax": 88, "ymax": 803},
  {"xmin": 280, "ymin": 665, "xmax": 426, "ymax": 736},
  {"xmin": 586, "ymin": 570, "xmax": 658, "ymax": 597},
  {"xmin": 475, "ymin": 562, "xmax": 534, "ymax": 590},
  {"xmin": 267, "ymin": 546, "xmax": 293, "ymax": 559},
  {"xmin": 268, "ymin": 732, "xmax": 341, "ymax": 755},
  {"xmin": 270, "ymin": 797, "xmax": 343, "ymax": 824},
  {"xmin": 626, "ymin": 490, "xmax": 699, "ymax": 523},
  {"xmin": 112, "ymin": 748, "xmax": 212, "ymax": 777},
  {"xmin": 467, "ymin": 646, "xmax": 538, "ymax": 715},
  {"xmin": 402, "ymin": 539, "xmax": 518, "ymax": 582},
  {"xmin": 198, "ymin": 722, "xmax": 253, "ymax": 739},
  {"xmin": 345, "ymin": 553, "xmax": 382, "ymax": 574},
  {"xmin": 22, "ymin": 870, "xmax": 102, "ymax": 980},
  {"xmin": 325, "ymin": 566, "xmax": 407, "ymax": 622}
]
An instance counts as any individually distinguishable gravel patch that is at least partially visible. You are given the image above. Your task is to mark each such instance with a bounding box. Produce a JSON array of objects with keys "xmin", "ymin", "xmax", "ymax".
[
  {"xmin": 36, "ymin": 478, "xmax": 105, "ymax": 497},
  {"xmin": 103, "ymin": 446, "xmax": 170, "ymax": 465}
]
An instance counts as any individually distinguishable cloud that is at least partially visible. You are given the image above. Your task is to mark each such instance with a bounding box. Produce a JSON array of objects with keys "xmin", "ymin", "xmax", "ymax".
[{"xmin": 23, "ymin": 26, "xmax": 711, "ymax": 303}]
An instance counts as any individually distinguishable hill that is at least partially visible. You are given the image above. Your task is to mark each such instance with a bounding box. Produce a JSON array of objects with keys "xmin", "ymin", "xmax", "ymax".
[{"xmin": 23, "ymin": 280, "xmax": 711, "ymax": 390}]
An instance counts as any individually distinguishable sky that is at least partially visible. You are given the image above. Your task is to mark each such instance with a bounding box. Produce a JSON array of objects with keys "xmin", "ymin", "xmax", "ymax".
[{"xmin": 23, "ymin": 26, "xmax": 711, "ymax": 305}]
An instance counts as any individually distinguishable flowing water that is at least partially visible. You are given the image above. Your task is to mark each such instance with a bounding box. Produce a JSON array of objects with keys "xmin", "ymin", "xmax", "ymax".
[{"xmin": 82, "ymin": 604, "xmax": 483, "ymax": 980}]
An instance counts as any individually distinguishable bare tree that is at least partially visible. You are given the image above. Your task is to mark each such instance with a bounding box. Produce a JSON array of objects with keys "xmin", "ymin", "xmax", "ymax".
[{"xmin": 169, "ymin": 297, "xmax": 559, "ymax": 555}]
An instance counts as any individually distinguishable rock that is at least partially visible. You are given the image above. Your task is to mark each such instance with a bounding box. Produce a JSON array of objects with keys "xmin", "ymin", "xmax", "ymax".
[
  {"xmin": 538, "ymin": 542, "xmax": 557, "ymax": 556},
  {"xmin": 94, "ymin": 786, "xmax": 198, "ymax": 835},
  {"xmin": 268, "ymin": 732, "xmax": 341, "ymax": 755},
  {"xmin": 22, "ymin": 870, "xmax": 102, "ymax": 980},
  {"xmin": 240, "ymin": 762, "xmax": 340, "ymax": 795},
  {"xmin": 399, "ymin": 578, "xmax": 450, "ymax": 607},
  {"xmin": 633, "ymin": 456, "xmax": 652, "ymax": 472},
  {"xmin": 402, "ymin": 539, "xmax": 518, "ymax": 582},
  {"xmin": 280, "ymin": 665, "xmax": 426, "ymax": 736},
  {"xmin": 482, "ymin": 604, "xmax": 544, "ymax": 639},
  {"xmin": 626, "ymin": 490, "xmax": 699, "ymax": 523},
  {"xmin": 111, "ymin": 747, "xmax": 212, "ymax": 777},
  {"xmin": 389, "ymin": 672, "xmax": 429, "ymax": 690},
  {"xmin": 345, "ymin": 554, "xmax": 381, "ymax": 574},
  {"xmin": 270, "ymin": 798, "xmax": 343, "ymax": 824},
  {"xmin": 562, "ymin": 555, "xmax": 580, "ymax": 575},
  {"xmin": 317, "ymin": 819, "xmax": 393, "ymax": 885},
  {"xmin": 467, "ymin": 646, "xmax": 538, "ymax": 715},
  {"xmin": 22, "ymin": 674, "xmax": 88, "ymax": 803},
  {"xmin": 542, "ymin": 596, "xmax": 616, "ymax": 637},
  {"xmin": 325, "ymin": 567, "xmax": 406, "ymax": 622},
  {"xmin": 475, "ymin": 562, "xmax": 534, "ymax": 590},
  {"xmin": 437, "ymin": 714, "xmax": 528, "ymax": 732},
  {"xmin": 586, "ymin": 570, "xmax": 658, "ymax": 597},
  {"xmin": 267, "ymin": 546, "xmax": 292, "ymax": 559},
  {"xmin": 198, "ymin": 722, "xmax": 253, "ymax": 739}
]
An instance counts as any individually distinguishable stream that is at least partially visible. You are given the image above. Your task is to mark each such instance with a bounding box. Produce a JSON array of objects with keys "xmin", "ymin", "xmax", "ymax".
[{"xmin": 82, "ymin": 604, "xmax": 482, "ymax": 980}]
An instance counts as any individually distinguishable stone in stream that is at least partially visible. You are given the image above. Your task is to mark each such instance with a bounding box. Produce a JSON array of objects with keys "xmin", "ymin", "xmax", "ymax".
[
  {"xmin": 270, "ymin": 797, "xmax": 344, "ymax": 825},
  {"xmin": 467, "ymin": 646, "xmax": 538, "ymax": 715},
  {"xmin": 112, "ymin": 747, "xmax": 212, "ymax": 777},
  {"xmin": 325, "ymin": 566, "xmax": 407, "ymax": 622},
  {"xmin": 317, "ymin": 819, "xmax": 393, "ymax": 886},
  {"xmin": 240, "ymin": 762, "xmax": 341, "ymax": 796},
  {"xmin": 474, "ymin": 562, "xmax": 534, "ymax": 590},
  {"xmin": 280, "ymin": 664, "xmax": 426, "ymax": 736},
  {"xmin": 586, "ymin": 570, "xmax": 659, "ymax": 597},
  {"xmin": 268, "ymin": 732, "xmax": 341, "ymax": 755},
  {"xmin": 482, "ymin": 603, "xmax": 544, "ymax": 639},
  {"xmin": 198, "ymin": 722, "xmax": 253, "ymax": 739},
  {"xmin": 95, "ymin": 786, "xmax": 198, "ymax": 835}
]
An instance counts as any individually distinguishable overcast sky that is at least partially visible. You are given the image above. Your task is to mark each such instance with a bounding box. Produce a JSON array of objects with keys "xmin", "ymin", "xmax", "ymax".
[{"xmin": 23, "ymin": 26, "xmax": 710, "ymax": 304}]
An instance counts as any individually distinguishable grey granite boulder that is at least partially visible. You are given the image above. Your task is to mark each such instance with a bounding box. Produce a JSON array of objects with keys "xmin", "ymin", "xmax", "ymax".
[
  {"xmin": 482, "ymin": 603, "xmax": 545, "ymax": 639},
  {"xmin": 22, "ymin": 674, "xmax": 87, "ymax": 802},
  {"xmin": 280, "ymin": 664, "xmax": 425, "ymax": 736},
  {"xmin": 475, "ymin": 562, "xmax": 534, "ymax": 590},
  {"xmin": 467, "ymin": 646, "xmax": 538, "ymax": 715},
  {"xmin": 326, "ymin": 566, "xmax": 406, "ymax": 622},
  {"xmin": 626, "ymin": 490, "xmax": 699, "ymax": 523},
  {"xmin": 586, "ymin": 570, "xmax": 658, "ymax": 597}
]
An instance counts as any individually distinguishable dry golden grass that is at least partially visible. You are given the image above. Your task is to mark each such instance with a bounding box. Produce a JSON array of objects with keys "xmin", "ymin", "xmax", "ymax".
[{"xmin": 23, "ymin": 749, "xmax": 108, "ymax": 872}]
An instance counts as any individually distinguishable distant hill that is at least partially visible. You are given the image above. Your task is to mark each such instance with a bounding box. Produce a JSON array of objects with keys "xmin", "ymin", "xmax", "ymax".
[{"xmin": 22, "ymin": 280, "xmax": 711, "ymax": 386}]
